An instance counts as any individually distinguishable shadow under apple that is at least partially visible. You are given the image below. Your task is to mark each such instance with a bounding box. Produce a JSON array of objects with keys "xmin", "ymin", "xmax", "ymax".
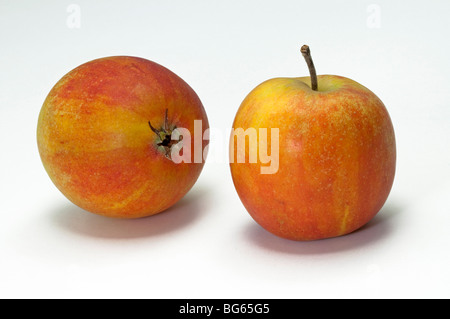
[
  {"xmin": 243, "ymin": 200, "xmax": 403, "ymax": 255},
  {"xmin": 49, "ymin": 185, "xmax": 210, "ymax": 239}
]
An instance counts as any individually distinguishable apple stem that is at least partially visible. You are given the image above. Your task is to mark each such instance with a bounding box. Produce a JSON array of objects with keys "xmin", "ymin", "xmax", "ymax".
[{"xmin": 301, "ymin": 45, "xmax": 318, "ymax": 91}]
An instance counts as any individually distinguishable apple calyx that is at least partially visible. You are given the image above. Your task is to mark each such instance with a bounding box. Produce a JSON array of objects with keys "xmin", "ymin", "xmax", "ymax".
[
  {"xmin": 301, "ymin": 44, "xmax": 318, "ymax": 91},
  {"xmin": 148, "ymin": 109, "xmax": 180, "ymax": 160}
]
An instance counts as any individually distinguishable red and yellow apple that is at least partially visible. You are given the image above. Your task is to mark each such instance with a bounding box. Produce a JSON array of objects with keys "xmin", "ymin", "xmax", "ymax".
[
  {"xmin": 230, "ymin": 45, "xmax": 396, "ymax": 240},
  {"xmin": 37, "ymin": 56, "xmax": 209, "ymax": 218}
]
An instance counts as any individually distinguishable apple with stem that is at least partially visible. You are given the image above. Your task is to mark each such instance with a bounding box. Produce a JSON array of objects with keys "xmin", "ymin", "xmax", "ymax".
[{"xmin": 230, "ymin": 45, "xmax": 396, "ymax": 240}]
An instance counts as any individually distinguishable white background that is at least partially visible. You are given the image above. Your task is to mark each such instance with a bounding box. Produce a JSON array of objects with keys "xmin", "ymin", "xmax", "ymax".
[{"xmin": 1, "ymin": 0, "xmax": 450, "ymax": 298}]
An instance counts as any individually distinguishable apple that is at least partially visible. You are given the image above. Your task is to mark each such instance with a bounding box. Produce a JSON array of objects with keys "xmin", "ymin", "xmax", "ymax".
[
  {"xmin": 230, "ymin": 45, "xmax": 396, "ymax": 240},
  {"xmin": 37, "ymin": 56, "xmax": 209, "ymax": 218}
]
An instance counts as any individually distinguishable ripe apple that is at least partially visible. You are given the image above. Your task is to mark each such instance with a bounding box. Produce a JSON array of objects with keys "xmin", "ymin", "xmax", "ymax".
[
  {"xmin": 230, "ymin": 45, "xmax": 396, "ymax": 240},
  {"xmin": 37, "ymin": 56, "xmax": 209, "ymax": 218}
]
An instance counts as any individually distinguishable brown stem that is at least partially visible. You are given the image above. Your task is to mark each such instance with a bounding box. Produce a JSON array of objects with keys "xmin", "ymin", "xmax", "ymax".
[{"xmin": 301, "ymin": 45, "xmax": 318, "ymax": 91}]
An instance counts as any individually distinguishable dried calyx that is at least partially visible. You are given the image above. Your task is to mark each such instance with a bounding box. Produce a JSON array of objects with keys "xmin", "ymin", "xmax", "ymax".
[{"xmin": 148, "ymin": 109, "xmax": 180, "ymax": 160}]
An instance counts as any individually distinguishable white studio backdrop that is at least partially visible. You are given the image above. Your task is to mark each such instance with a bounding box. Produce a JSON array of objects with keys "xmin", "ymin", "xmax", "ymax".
[{"xmin": 0, "ymin": 0, "xmax": 449, "ymax": 298}]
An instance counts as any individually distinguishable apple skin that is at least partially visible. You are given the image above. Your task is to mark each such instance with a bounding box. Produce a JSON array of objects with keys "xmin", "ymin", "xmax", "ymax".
[
  {"xmin": 230, "ymin": 75, "xmax": 396, "ymax": 240},
  {"xmin": 37, "ymin": 56, "xmax": 209, "ymax": 218}
]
